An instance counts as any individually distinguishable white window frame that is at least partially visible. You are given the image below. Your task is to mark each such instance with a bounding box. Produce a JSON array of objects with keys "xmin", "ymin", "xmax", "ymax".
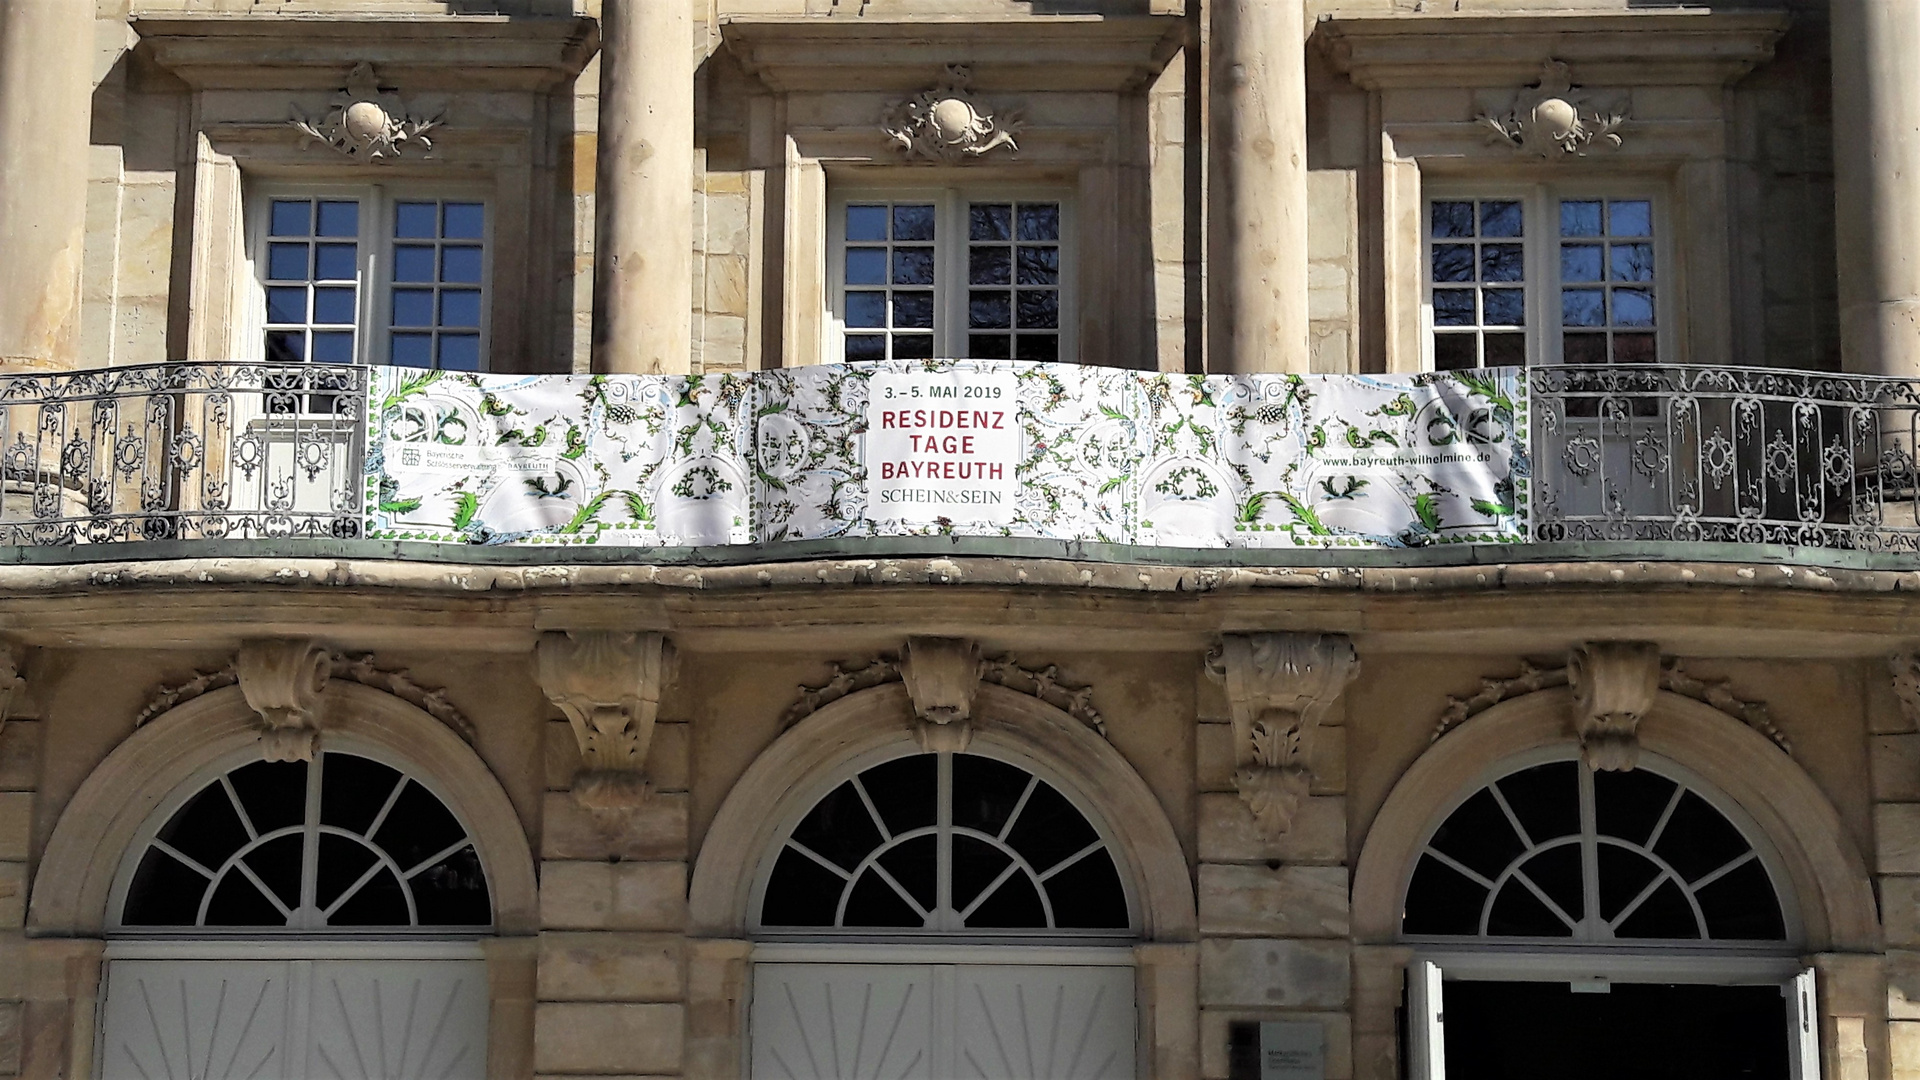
[
  {"xmin": 1421, "ymin": 182, "xmax": 1675, "ymax": 370},
  {"xmin": 245, "ymin": 181, "xmax": 496, "ymax": 370},
  {"xmin": 827, "ymin": 187, "xmax": 1078, "ymax": 364}
]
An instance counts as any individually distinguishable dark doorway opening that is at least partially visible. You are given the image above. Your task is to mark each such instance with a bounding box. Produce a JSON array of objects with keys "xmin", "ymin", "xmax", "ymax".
[{"xmin": 1442, "ymin": 980, "xmax": 1789, "ymax": 1080}]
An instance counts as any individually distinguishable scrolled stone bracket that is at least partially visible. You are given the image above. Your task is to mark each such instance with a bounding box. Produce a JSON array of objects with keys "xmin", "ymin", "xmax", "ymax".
[
  {"xmin": 236, "ymin": 639, "xmax": 331, "ymax": 763},
  {"xmin": 138, "ymin": 652, "xmax": 474, "ymax": 744},
  {"xmin": 536, "ymin": 630, "xmax": 677, "ymax": 811},
  {"xmin": 1568, "ymin": 641, "xmax": 1660, "ymax": 771},
  {"xmin": 1206, "ymin": 632, "xmax": 1359, "ymax": 836},
  {"xmin": 901, "ymin": 636, "xmax": 983, "ymax": 753}
]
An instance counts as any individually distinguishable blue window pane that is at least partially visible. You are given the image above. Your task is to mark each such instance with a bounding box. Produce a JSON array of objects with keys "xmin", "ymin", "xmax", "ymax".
[
  {"xmin": 266, "ymin": 287, "xmax": 308, "ymax": 324},
  {"xmin": 1481, "ymin": 244, "xmax": 1524, "ymax": 282},
  {"xmin": 390, "ymin": 333, "xmax": 434, "ymax": 367},
  {"xmin": 314, "ymin": 243, "xmax": 357, "ymax": 282},
  {"xmin": 1560, "ymin": 200, "xmax": 1603, "ymax": 238},
  {"xmin": 1433, "ymin": 289, "xmax": 1475, "ymax": 326},
  {"xmin": 316, "ymin": 201, "xmax": 359, "ymax": 238},
  {"xmin": 440, "ymin": 290, "xmax": 482, "ymax": 329},
  {"xmin": 310, "ymin": 331, "xmax": 355, "ymax": 363},
  {"xmin": 1016, "ymin": 246, "xmax": 1059, "ymax": 286},
  {"xmin": 970, "ymin": 291, "xmax": 1012, "ymax": 330},
  {"xmin": 442, "ymin": 203, "xmax": 485, "ymax": 240},
  {"xmin": 1014, "ymin": 335, "xmax": 1058, "ymax": 362},
  {"xmin": 970, "ymin": 334, "xmax": 1012, "ymax": 360},
  {"xmin": 1609, "ymin": 200, "xmax": 1652, "ymax": 238},
  {"xmin": 267, "ymin": 243, "xmax": 309, "ymax": 281},
  {"xmin": 1017, "ymin": 290, "xmax": 1059, "ymax": 330},
  {"xmin": 265, "ymin": 331, "xmax": 305, "ymax": 361},
  {"xmin": 845, "ymin": 292, "xmax": 886, "ymax": 328},
  {"xmin": 1431, "ymin": 245, "xmax": 1475, "ymax": 283},
  {"xmin": 1562, "ymin": 289, "xmax": 1606, "ymax": 327},
  {"xmin": 1614, "ymin": 289, "xmax": 1656, "ymax": 327},
  {"xmin": 1480, "ymin": 201, "xmax": 1524, "ymax": 238},
  {"xmin": 395, "ymin": 202, "xmax": 437, "ymax": 239},
  {"xmin": 846, "ymin": 206, "xmax": 888, "ymax": 242},
  {"xmin": 970, "ymin": 204, "xmax": 1012, "ymax": 242},
  {"xmin": 845, "ymin": 248, "xmax": 887, "ymax": 286},
  {"xmin": 393, "ymin": 246, "xmax": 436, "ymax": 283},
  {"xmin": 270, "ymin": 201, "xmax": 311, "ymax": 238},
  {"xmin": 1483, "ymin": 289, "xmax": 1526, "ymax": 327},
  {"xmin": 893, "ymin": 204, "xmax": 935, "ymax": 241},
  {"xmin": 438, "ymin": 334, "xmax": 482, "ymax": 371},
  {"xmin": 1017, "ymin": 204, "xmax": 1060, "ymax": 242},
  {"xmin": 970, "ymin": 248, "xmax": 1011, "ymax": 286},
  {"xmin": 892, "ymin": 248, "xmax": 935, "ymax": 286},
  {"xmin": 892, "ymin": 334, "xmax": 934, "ymax": 359},
  {"xmin": 442, "ymin": 246, "xmax": 484, "ymax": 284},
  {"xmin": 313, "ymin": 287, "xmax": 357, "ymax": 325},
  {"xmin": 392, "ymin": 289, "xmax": 435, "ymax": 327},
  {"xmin": 893, "ymin": 293, "xmax": 935, "ymax": 330},
  {"xmin": 1561, "ymin": 244, "xmax": 1604, "ymax": 283},
  {"xmin": 1611, "ymin": 243, "xmax": 1655, "ymax": 282},
  {"xmin": 1430, "ymin": 201, "xmax": 1474, "ymax": 239},
  {"xmin": 844, "ymin": 333, "xmax": 886, "ymax": 361}
]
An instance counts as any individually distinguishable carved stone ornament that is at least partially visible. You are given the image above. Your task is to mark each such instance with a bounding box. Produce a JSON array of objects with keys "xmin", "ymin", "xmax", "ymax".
[
  {"xmin": 1892, "ymin": 653, "xmax": 1920, "ymax": 730},
  {"xmin": 1205, "ymin": 633, "xmax": 1359, "ymax": 836},
  {"xmin": 1568, "ymin": 641, "xmax": 1661, "ymax": 771},
  {"xmin": 1477, "ymin": 60, "xmax": 1628, "ymax": 158},
  {"xmin": 536, "ymin": 630, "xmax": 677, "ymax": 811},
  {"xmin": 882, "ymin": 64, "xmax": 1023, "ymax": 164},
  {"xmin": 782, "ymin": 650, "xmax": 1107, "ymax": 736},
  {"xmin": 292, "ymin": 62, "xmax": 442, "ymax": 162},
  {"xmin": 901, "ymin": 636, "xmax": 984, "ymax": 753},
  {"xmin": 236, "ymin": 639, "xmax": 332, "ymax": 763}
]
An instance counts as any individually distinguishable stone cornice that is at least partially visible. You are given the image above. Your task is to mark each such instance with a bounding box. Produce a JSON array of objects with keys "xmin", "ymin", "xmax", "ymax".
[
  {"xmin": 1316, "ymin": 10, "xmax": 1790, "ymax": 90},
  {"xmin": 720, "ymin": 15, "xmax": 1185, "ymax": 93},
  {"xmin": 131, "ymin": 14, "xmax": 600, "ymax": 91}
]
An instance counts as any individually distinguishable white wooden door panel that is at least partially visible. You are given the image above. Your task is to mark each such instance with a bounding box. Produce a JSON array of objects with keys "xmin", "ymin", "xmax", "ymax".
[
  {"xmin": 99, "ymin": 961, "xmax": 292, "ymax": 1080},
  {"xmin": 100, "ymin": 959, "xmax": 489, "ymax": 1080},
  {"xmin": 752, "ymin": 964, "xmax": 937, "ymax": 1080},
  {"xmin": 954, "ymin": 966, "xmax": 1134, "ymax": 1080},
  {"xmin": 305, "ymin": 961, "xmax": 490, "ymax": 1080}
]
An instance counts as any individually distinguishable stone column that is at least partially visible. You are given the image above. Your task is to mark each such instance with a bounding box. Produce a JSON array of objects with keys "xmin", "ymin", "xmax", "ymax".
[
  {"xmin": 1209, "ymin": 0, "xmax": 1309, "ymax": 374},
  {"xmin": 0, "ymin": 0, "xmax": 94, "ymax": 373},
  {"xmin": 1832, "ymin": 0, "xmax": 1920, "ymax": 377},
  {"xmin": 592, "ymin": 0, "xmax": 694, "ymax": 375}
]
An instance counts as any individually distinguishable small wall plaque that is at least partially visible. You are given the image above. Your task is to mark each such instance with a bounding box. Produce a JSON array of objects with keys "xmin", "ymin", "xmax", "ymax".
[{"xmin": 1260, "ymin": 1021, "xmax": 1326, "ymax": 1080}]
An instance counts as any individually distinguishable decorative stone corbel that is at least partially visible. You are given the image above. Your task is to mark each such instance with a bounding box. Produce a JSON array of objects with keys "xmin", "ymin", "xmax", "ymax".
[
  {"xmin": 236, "ymin": 639, "xmax": 331, "ymax": 763},
  {"xmin": 900, "ymin": 636, "xmax": 983, "ymax": 753},
  {"xmin": 1567, "ymin": 641, "xmax": 1661, "ymax": 771},
  {"xmin": 1206, "ymin": 633, "xmax": 1359, "ymax": 836},
  {"xmin": 536, "ymin": 631, "xmax": 677, "ymax": 811}
]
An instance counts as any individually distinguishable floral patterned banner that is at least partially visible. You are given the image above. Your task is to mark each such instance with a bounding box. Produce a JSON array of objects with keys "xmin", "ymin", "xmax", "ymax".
[{"xmin": 365, "ymin": 362, "xmax": 1526, "ymax": 548}]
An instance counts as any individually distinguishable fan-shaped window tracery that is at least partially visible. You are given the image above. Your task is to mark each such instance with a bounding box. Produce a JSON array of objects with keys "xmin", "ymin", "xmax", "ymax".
[
  {"xmin": 120, "ymin": 750, "xmax": 491, "ymax": 930},
  {"xmin": 758, "ymin": 751, "xmax": 1132, "ymax": 933}
]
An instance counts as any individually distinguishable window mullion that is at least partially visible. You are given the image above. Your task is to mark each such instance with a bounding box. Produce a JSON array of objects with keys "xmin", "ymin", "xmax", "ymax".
[
  {"xmin": 936, "ymin": 751, "xmax": 954, "ymax": 930},
  {"xmin": 943, "ymin": 190, "xmax": 964, "ymax": 359},
  {"xmin": 362, "ymin": 188, "xmax": 382, "ymax": 366},
  {"xmin": 297, "ymin": 752, "xmax": 326, "ymax": 928},
  {"xmin": 1577, "ymin": 761, "xmax": 1602, "ymax": 941}
]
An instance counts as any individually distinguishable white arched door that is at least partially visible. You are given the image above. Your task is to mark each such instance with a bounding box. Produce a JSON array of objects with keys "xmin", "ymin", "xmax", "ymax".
[
  {"xmin": 747, "ymin": 749, "xmax": 1139, "ymax": 1080},
  {"xmin": 97, "ymin": 746, "xmax": 493, "ymax": 1080}
]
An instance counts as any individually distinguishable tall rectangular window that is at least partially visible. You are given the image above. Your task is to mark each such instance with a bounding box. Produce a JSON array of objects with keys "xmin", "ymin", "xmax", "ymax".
[
  {"xmin": 1424, "ymin": 188, "xmax": 1663, "ymax": 370},
  {"xmin": 832, "ymin": 191, "xmax": 1071, "ymax": 363},
  {"xmin": 253, "ymin": 189, "xmax": 490, "ymax": 370}
]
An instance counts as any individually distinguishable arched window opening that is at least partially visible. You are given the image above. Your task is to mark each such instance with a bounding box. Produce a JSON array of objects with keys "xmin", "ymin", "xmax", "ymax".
[
  {"xmin": 119, "ymin": 749, "xmax": 491, "ymax": 930},
  {"xmin": 757, "ymin": 751, "xmax": 1132, "ymax": 933},
  {"xmin": 1402, "ymin": 757, "xmax": 1787, "ymax": 943}
]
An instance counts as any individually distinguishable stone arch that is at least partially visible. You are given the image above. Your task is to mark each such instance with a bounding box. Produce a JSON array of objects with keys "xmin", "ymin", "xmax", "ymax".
[
  {"xmin": 30, "ymin": 681, "xmax": 539, "ymax": 936},
  {"xmin": 689, "ymin": 681, "xmax": 1197, "ymax": 940},
  {"xmin": 1351, "ymin": 686, "xmax": 1878, "ymax": 952}
]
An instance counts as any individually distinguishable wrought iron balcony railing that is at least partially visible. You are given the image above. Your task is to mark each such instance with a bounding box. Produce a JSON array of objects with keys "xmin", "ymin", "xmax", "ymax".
[{"xmin": 0, "ymin": 360, "xmax": 1913, "ymax": 560}]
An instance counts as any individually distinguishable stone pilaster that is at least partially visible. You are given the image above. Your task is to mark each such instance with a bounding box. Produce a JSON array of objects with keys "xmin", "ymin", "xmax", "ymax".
[
  {"xmin": 592, "ymin": 0, "xmax": 694, "ymax": 375},
  {"xmin": 1208, "ymin": 0, "xmax": 1309, "ymax": 374},
  {"xmin": 0, "ymin": 0, "xmax": 94, "ymax": 373},
  {"xmin": 1833, "ymin": 0, "xmax": 1920, "ymax": 377},
  {"xmin": 1196, "ymin": 634, "xmax": 1355, "ymax": 1079},
  {"xmin": 533, "ymin": 644, "xmax": 690, "ymax": 1080}
]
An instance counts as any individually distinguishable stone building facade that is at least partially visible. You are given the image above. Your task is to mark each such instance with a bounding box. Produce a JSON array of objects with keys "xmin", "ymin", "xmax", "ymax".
[{"xmin": 0, "ymin": 0, "xmax": 1917, "ymax": 1078}]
